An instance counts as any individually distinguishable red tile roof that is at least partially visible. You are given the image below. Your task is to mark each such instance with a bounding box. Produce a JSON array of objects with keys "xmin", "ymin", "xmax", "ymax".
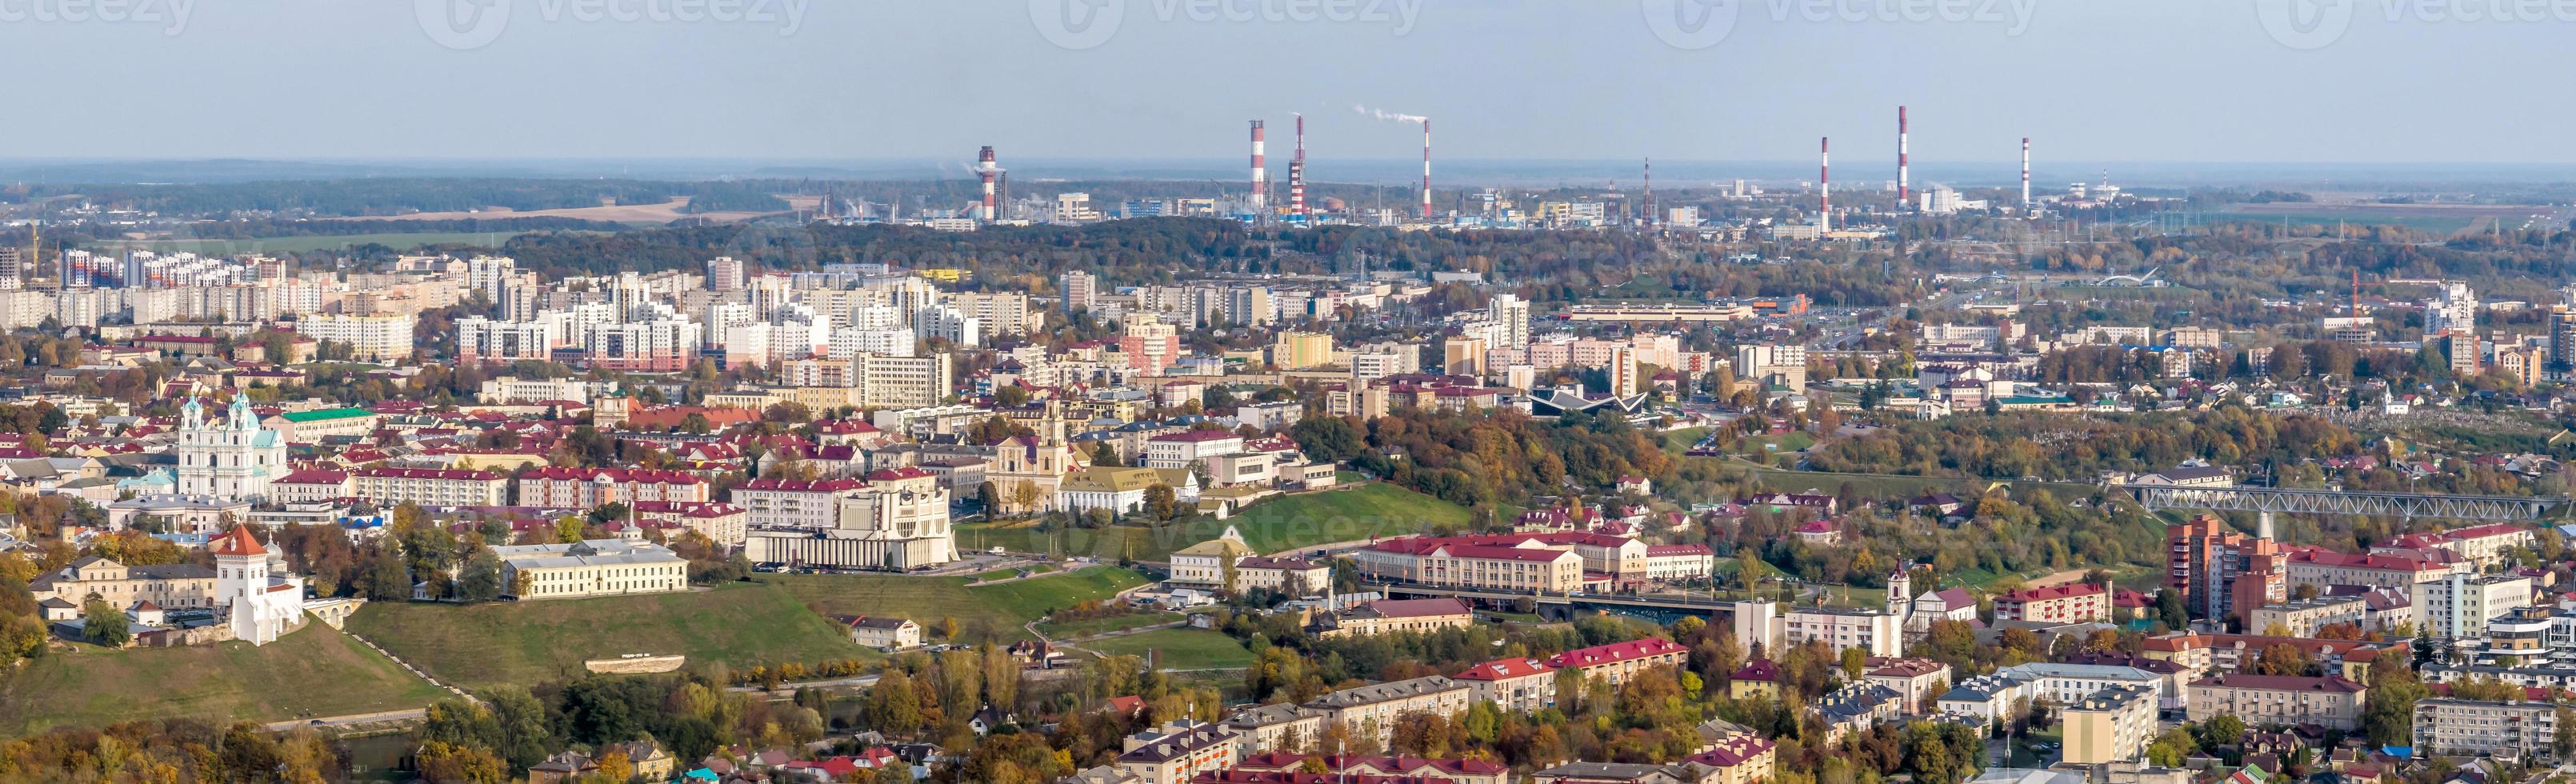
[
  {"xmin": 735, "ymin": 478, "xmax": 868, "ymax": 493},
  {"xmin": 358, "ymin": 467, "xmax": 504, "ymax": 481},
  {"xmin": 1549, "ymin": 638, "xmax": 1686, "ymax": 670},
  {"xmin": 210, "ymin": 526, "xmax": 266, "ymax": 557},
  {"xmin": 1451, "ymin": 658, "xmax": 1554, "ymax": 682}
]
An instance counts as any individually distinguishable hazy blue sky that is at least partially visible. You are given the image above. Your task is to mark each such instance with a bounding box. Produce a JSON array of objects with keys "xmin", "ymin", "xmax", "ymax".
[{"xmin": 4, "ymin": 1, "xmax": 2566, "ymax": 164}]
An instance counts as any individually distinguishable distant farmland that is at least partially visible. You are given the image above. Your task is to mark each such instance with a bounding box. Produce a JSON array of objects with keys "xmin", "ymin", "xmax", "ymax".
[
  {"xmin": 90, "ymin": 230, "xmax": 546, "ymax": 254},
  {"xmin": 2214, "ymin": 201, "xmax": 2563, "ymax": 235}
]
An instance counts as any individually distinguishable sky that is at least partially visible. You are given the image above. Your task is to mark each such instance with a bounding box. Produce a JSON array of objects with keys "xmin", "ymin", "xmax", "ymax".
[{"xmin": 4, "ymin": 1, "xmax": 2571, "ymax": 167}]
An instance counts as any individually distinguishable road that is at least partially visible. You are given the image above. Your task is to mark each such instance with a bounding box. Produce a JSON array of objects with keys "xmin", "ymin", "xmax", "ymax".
[
  {"xmin": 263, "ymin": 709, "xmax": 426, "ymax": 732},
  {"xmin": 730, "ymin": 674, "xmax": 882, "ymax": 696}
]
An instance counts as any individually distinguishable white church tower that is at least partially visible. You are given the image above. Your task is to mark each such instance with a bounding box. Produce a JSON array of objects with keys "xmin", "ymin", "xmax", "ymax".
[
  {"xmin": 174, "ymin": 397, "xmax": 288, "ymax": 502},
  {"xmin": 212, "ymin": 526, "xmax": 304, "ymax": 646}
]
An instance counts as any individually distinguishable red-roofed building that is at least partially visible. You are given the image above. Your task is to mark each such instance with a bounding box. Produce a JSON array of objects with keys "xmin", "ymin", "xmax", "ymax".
[
  {"xmin": 1451, "ymin": 658, "xmax": 1556, "ymax": 713},
  {"xmin": 210, "ymin": 524, "xmax": 266, "ymax": 557},
  {"xmin": 2286, "ymin": 550, "xmax": 2457, "ymax": 590},
  {"xmin": 1230, "ymin": 754, "xmax": 1510, "ymax": 784},
  {"xmin": 353, "ymin": 466, "xmax": 510, "ymax": 506},
  {"xmin": 1319, "ymin": 598, "xmax": 1474, "ymax": 638},
  {"xmin": 1547, "ymin": 638, "xmax": 1687, "ymax": 685},
  {"xmin": 270, "ymin": 469, "xmax": 354, "ymax": 504},
  {"xmin": 729, "ymin": 477, "xmax": 870, "ymax": 529},
  {"xmin": 1146, "ymin": 430, "xmax": 1245, "ymax": 471},
  {"xmin": 631, "ymin": 501, "xmax": 748, "ymax": 547},
  {"xmin": 2184, "ymin": 674, "xmax": 2367, "ymax": 730},
  {"xmin": 518, "ymin": 467, "xmax": 709, "ymax": 509},
  {"xmin": 2372, "ymin": 522, "xmax": 2534, "ymax": 567},
  {"xmin": 1686, "ymin": 735, "xmax": 1778, "ymax": 784},
  {"xmin": 1992, "ymin": 582, "xmax": 2110, "ymax": 625}
]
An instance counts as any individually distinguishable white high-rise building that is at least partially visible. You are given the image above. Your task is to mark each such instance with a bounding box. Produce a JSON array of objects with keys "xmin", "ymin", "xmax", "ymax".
[
  {"xmin": 706, "ymin": 256, "xmax": 748, "ymax": 291},
  {"xmin": 298, "ymin": 314, "xmax": 418, "ymax": 362},
  {"xmin": 2426, "ymin": 282, "xmax": 2478, "ymax": 336},
  {"xmin": 1490, "ymin": 293, "xmax": 1531, "ymax": 347},
  {"xmin": 1062, "ymin": 270, "xmax": 1097, "ymax": 313}
]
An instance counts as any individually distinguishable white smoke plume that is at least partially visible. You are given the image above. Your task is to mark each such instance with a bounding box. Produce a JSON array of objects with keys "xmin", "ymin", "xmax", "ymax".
[{"xmin": 1354, "ymin": 105, "xmax": 1426, "ymax": 124}]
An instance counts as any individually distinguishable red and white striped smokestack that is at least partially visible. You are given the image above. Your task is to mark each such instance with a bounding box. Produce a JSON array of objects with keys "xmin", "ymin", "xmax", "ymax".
[
  {"xmin": 1250, "ymin": 120, "xmax": 1268, "ymax": 218},
  {"xmin": 2021, "ymin": 137, "xmax": 2032, "ymax": 210},
  {"xmin": 1644, "ymin": 158, "xmax": 1654, "ymax": 227},
  {"xmin": 1898, "ymin": 106, "xmax": 1909, "ymax": 210},
  {"xmin": 1292, "ymin": 114, "xmax": 1307, "ymax": 218},
  {"xmin": 978, "ymin": 146, "xmax": 998, "ymax": 222},
  {"xmin": 1420, "ymin": 118, "xmax": 1434, "ymax": 220},
  {"xmin": 1819, "ymin": 136, "xmax": 1830, "ymax": 234}
]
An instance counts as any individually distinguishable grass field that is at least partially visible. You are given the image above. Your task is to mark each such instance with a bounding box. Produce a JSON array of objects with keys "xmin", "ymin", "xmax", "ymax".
[
  {"xmin": 0, "ymin": 624, "xmax": 447, "ymax": 738},
  {"xmin": 954, "ymin": 482, "xmax": 1474, "ymax": 562},
  {"xmin": 763, "ymin": 566, "xmax": 1152, "ymax": 643},
  {"xmin": 346, "ymin": 582, "xmax": 860, "ymax": 691},
  {"xmin": 1038, "ymin": 611, "xmax": 1182, "ymax": 639},
  {"xmin": 972, "ymin": 562, "xmax": 1057, "ymax": 581},
  {"xmin": 91, "ymin": 231, "xmax": 554, "ymax": 254},
  {"xmin": 1083, "ymin": 628, "xmax": 1256, "ymax": 670}
]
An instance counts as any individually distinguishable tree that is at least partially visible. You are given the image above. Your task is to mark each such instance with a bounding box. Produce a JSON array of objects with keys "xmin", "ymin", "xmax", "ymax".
[
  {"xmin": 82, "ymin": 598, "xmax": 130, "ymax": 646},
  {"xmin": 1143, "ymin": 484, "xmax": 1178, "ymax": 522},
  {"xmin": 2154, "ymin": 588, "xmax": 2188, "ymax": 630},
  {"xmin": 416, "ymin": 741, "xmax": 509, "ymax": 783},
  {"xmin": 457, "ymin": 550, "xmax": 503, "ymax": 603},
  {"xmin": 365, "ymin": 550, "xmax": 411, "ymax": 600},
  {"xmin": 2198, "ymin": 714, "xmax": 2246, "ymax": 748}
]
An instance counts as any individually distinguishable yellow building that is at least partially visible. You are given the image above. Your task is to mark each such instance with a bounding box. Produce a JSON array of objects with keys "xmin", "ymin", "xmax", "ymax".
[
  {"xmin": 2062, "ymin": 686, "xmax": 2158, "ymax": 765},
  {"xmin": 1271, "ymin": 331, "xmax": 1334, "ymax": 370}
]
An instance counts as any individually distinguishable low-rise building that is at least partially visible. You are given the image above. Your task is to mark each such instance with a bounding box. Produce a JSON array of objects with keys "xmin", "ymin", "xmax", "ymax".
[
  {"xmin": 846, "ymin": 616, "xmax": 921, "ymax": 650},
  {"xmin": 1453, "ymin": 657, "xmax": 1557, "ymax": 714},
  {"xmin": 27, "ymin": 557, "xmax": 218, "ymax": 610},
  {"xmin": 1993, "ymin": 582, "xmax": 2110, "ymax": 625},
  {"xmin": 2063, "ymin": 685, "xmax": 2159, "ymax": 765},
  {"xmin": 493, "ymin": 538, "xmax": 689, "ymax": 600},
  {"xmin": 1301, "ymin": 676, "xmax": 1473, "ymax": 747},
  {"xmin": 1549, "ymin": 638, "xmax": 1688, "ymax": 686},
  {"xmin": 2410, "ymin": 698, "xmax": 2561, "ymax": 761},
  {"xmin": 2248, "ymin": 594, "xmax": 2370, "ymax": 638},
  {"xmin": 350, "ymin": 466, "xmax": 510, "ymax": 507},
  {"xmin": 1317, "ymin": 598, "xmax": 1474, "ymax": 638},
  {"xmin": 1114, "ymin": 720, "xmax": 1240, "ymax": 784},
  {"xmin": 2185, "ymin": 674, "xmax": 2366, "ymax": 731}
]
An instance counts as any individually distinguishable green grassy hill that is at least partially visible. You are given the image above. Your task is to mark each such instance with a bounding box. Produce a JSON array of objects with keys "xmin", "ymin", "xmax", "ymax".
[
  {"xmin": 1083, "ymin": 627, "xmax": 1255, "ymax": 670},
  {"xmin": 763, "ymin": 566, "xmax": 1150, "ymax": 643},
  {"xmin": 0, "ymin": 624, "xmax": 447, "ymax": 738},
  {"xmin": 954, "ymin": 482, "xmax": 1474, "ymax": 562},
  {"xmin": 345, "ymin": 582, "xmax": 858, "ymax": 692}
]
